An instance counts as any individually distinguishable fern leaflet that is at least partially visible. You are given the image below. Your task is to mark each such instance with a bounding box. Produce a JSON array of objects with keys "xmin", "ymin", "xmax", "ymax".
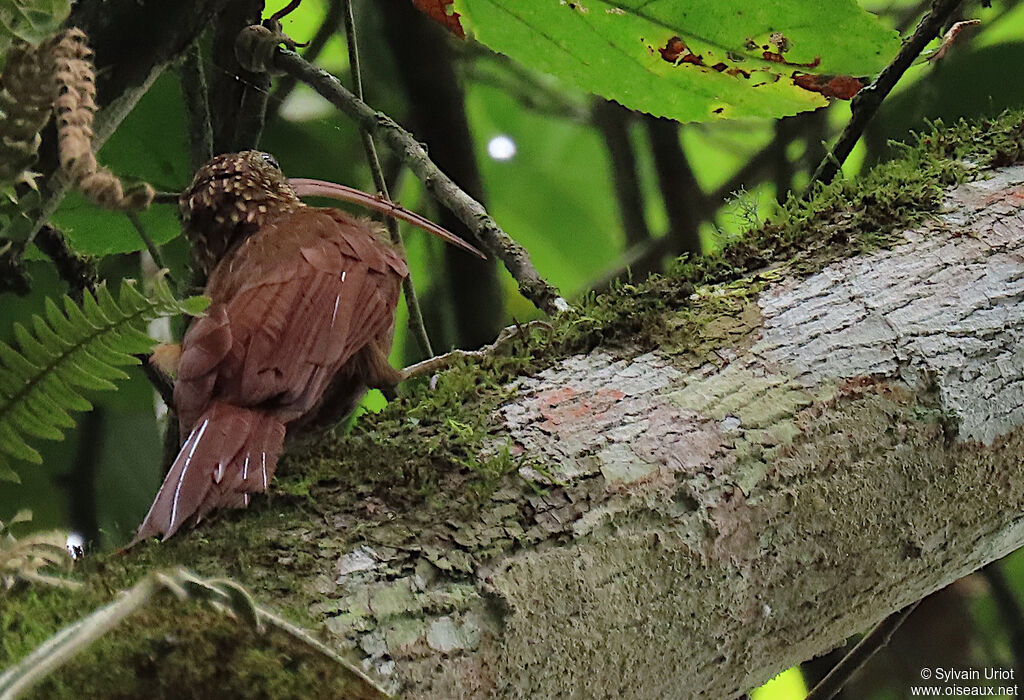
[{"xmin": 0, "ymin": 276, "xmax": 208, "ymax": 482}]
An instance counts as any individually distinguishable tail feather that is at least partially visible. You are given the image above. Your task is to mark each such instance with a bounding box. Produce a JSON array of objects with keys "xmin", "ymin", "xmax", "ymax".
[
  {"xmin": 197, "ymin": 417, "xmax": 285, "ymax": 520},
  {"xmin": 131, "ymin": 402, "xmax": 285, "ymax": 545}
]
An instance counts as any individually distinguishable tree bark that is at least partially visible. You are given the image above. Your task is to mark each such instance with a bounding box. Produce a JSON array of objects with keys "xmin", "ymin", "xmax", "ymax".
[{"xmin": 5, "ymin": 158, "xmax": 1024, "ymax": 699}]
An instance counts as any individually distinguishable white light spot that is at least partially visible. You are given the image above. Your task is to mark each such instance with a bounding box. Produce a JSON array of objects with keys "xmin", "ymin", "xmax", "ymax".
[
  {"xmin": 66, "ymin": 532, "xmax": 85, "ymax": 559},
  {"xmin": 487, "ymin": 135, "xmax": 517, "ymax": 161}
]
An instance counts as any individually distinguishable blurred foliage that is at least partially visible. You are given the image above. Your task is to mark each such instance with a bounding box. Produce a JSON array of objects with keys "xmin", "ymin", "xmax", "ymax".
[
  {"xmin": 0, "ymin": 509, "xmax": 77, "ymax": 590},
  {"xmin": 0, "ymin": 0, "xmax": 1021, "ymax": 697},
  {"xmin": 0, "ymin": 0, "xmax": 70, "ymax": 54}
]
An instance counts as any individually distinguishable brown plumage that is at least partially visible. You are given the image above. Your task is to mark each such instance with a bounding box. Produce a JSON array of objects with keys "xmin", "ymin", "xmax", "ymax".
[{"xmin": 132, "ymin": 152, "xmax": 480, "ymax": 544}]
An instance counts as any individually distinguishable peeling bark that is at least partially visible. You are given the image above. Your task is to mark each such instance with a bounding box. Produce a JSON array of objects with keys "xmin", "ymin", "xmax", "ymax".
[
  {"xmin": 7, "ymin": 163, "xmax": 1024, "ymax": 699},
  {"xmin": 314, "ymin": 165, "xmax": 1024, "ymax": 698}
]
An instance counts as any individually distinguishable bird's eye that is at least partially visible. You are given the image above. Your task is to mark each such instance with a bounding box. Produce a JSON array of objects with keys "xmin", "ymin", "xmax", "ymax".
[{"xmin": 258, "ymin": 152, "xmax": 281, "ymax": 170}]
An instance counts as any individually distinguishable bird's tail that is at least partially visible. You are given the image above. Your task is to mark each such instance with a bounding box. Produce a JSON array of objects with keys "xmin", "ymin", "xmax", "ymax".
[{"xmin": 131, "ymin": 402, "xmax": 285, "ymax": 545}]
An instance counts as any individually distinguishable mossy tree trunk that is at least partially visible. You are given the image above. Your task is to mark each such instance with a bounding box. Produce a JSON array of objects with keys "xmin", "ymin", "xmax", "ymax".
[{"xmin": 5, "ymin": 133, "xmax": 1024, "ymax": 700}]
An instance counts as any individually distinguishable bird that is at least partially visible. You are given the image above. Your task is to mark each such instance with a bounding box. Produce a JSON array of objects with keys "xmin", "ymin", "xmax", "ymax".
[{"xmin": 131, "ymin": 150, "xmax": 483, "ymax": 544}]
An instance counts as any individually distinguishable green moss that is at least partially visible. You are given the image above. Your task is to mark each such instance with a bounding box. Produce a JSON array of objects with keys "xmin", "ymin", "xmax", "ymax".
[
  {"xmin": 3, "ymin": 110, "xmax": 1021, "ymax": 700},
  {"xmin": 535, "ymin": 111, "xmax": 1024, "ymax": 361},
  {"xmin": 252, "ymin": 110, "xmax": 1024, "ymax": 586}
]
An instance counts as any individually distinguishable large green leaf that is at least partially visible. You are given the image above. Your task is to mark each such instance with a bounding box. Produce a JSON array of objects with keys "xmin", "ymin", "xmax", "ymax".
[{"xmin": 456, "ymin": 0, "xmax": 899, "ymax": 122}]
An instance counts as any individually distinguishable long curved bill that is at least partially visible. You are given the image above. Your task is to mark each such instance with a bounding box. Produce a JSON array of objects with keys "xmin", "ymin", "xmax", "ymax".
[{"xmin": 288, "ymin": 178, "xmax": 486, "ymax": 259}]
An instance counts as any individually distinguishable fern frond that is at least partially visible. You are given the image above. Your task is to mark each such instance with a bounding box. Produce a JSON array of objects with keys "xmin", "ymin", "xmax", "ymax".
[{"xmin": 0, "ymin": 276, "xmax": 209, "ymax": 481}]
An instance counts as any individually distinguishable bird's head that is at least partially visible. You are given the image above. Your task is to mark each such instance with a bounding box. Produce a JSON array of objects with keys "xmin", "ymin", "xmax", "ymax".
[{"xmin": 180, "ymin": 150, "xmax": 304, "ymax": 274}]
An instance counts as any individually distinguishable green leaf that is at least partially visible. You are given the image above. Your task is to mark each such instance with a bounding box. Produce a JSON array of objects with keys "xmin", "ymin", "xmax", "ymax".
[
  {"xmin": 181, "ymin": 295, "xmax": 211, "ymax": 316},
  {"xmin": 13, "ymin": 322, "xmax": 55, "ymax": 366},
  {"xmin": 24, "ymin": 392, "xmax": 74, "ymax": 429},
  {"xmin": 0, "ymin": 422, "xmax": 41, "ymax": 463},
  {"xmin": 56, "ymin": 360, "xmax": 118, "ymax": 392},
  {"xmin": 44, "ymin": 298, "xmax": 74, "ymax": 338},
  {"xmin": 0, "ymin": 0, "xmax": 71, "ymax": 51},
  {"xmin": 0, "ymin": 340, "xmax": 37, "ymax": 378},
  {"xmin": 456, "ymin": 0, "xmax": 899, "ymax": 122},
  {"xmin": 0, "ymin": 278, "xmax": 205, "ymax": 480},
  {"xmin": 9, "ymin": 401, "xmax": 63, "ymax": 440},
  {"xmin": 10, "ymin": 508, "xmax": 32, "ymax": 525}
]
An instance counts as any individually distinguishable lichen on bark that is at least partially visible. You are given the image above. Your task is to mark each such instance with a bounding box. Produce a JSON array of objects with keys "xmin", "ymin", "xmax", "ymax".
[{"xmin": 3, "ymin": 111, "xmax": 1024, "ymax": 699}]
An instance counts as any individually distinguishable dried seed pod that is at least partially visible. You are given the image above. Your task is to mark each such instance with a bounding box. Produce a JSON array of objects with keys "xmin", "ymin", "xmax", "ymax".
[
  {"xmin": 0, "ymin": 37, "xmax": 57, "ymax": 187},
  {"xmin": 51, "ymin": 28, "xmax": 154, "ymax": 211}
]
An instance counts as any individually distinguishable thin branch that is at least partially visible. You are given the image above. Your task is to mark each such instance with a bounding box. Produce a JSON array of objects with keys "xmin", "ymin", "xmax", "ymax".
[
  {"xmin": 379, "ymin": 0, "xmax": 504, "ymax": 350},
  {"xmin": 269, "ymin": 47, "xmax": 569, "ymax": 316},
  {"xmin": 341, "ymin": 0, "xmax": 433, "ymax": 358},
  {"xmin": 267, "ymin": 0, "xmax": 343, "ymax": 122},
  {"xmin": 33, "ymin": 225, "xmax": 98, "ymax": 300},
  {"xmin": 179, "ymin": 43, "xmax": 213, "ymax": 172},
  {"xmin": 803, "ymin": 600, "xmax": 922, "ymax": 700},
  {"xmin": 401, "ymin": 320, "xmax": 551, "ymax": 380},
  {"xmin": 136, "ymin": 353, "xmax": 175, "ymax": 410},
  {"xmin": 125, "ymin": 211, "xmax": 171, "ymax": 282},
  {"xmin": 269, "ymin": 0, "xmax": 303, "ymax": 22},
  {"xmin": 806, "ymin": 0, "xmax": 965, "ymax": 192}
]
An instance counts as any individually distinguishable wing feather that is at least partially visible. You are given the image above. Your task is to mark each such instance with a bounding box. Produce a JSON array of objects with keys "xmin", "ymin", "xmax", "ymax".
[{"xmin": 176, "ymin": 208, "xmax": 406, "ymax": 428}]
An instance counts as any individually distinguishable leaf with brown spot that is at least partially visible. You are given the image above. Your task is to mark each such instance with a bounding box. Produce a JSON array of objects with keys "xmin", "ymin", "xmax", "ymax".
[
  {"xmin": 659, "ymin": 36, "xmax": 704, "ymax": 66},
  {"xmin": 458, "ymin": 0, "xmax": 898, "ymax": 122},
  {"xmin": 412, "ymin": 0, "xmax": 465, "ymax": 39},
  {"xmin": 761, "ymin": 51, "xmax": 820, "ymax": 68},
  {"xmin": 792, "ymin": 72, "xmax": 865, "ymax": 100}
]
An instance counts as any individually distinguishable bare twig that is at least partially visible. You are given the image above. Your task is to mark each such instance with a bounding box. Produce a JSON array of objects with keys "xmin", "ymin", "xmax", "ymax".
[
  {"xmin": 136, "ymin": 353, "xmax": 175, "ymax": 409},
  {"xmin": 179, "ymin": 43, "xmax": 213, "ymax": 171},
  {"xmin": 379, "ymin": 0, "xmax": 503, "ymax": 350},
  {"xmin": 269, "ymin": 47, "xmax": 569, "ymax": 316},
  {"xmin": 401, "ymin": 320, "xmax": 551, "ymax": 380},
  {"xmin": 803, "ymin": 600, "xmax": 922, "ymax": 700},
  {"xmin": 341, "ymin": 0, "xmax": 433, "ymax": 358},
  {"xmin": 806, "ymin": 0, "xmax": 965, "ymax": 192},
  {"xmin": 125, "ymin": 211, "xmax": 170, "ymax": 278},
  {"xmin": 267, "ymin": 0, "xmax": 343, "ymax": 121}
]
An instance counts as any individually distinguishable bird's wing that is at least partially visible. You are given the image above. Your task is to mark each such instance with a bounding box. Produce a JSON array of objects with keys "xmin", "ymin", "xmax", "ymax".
[{"xmin": 174, "ymin": 209, "xmax": 406, "ymax": 429}]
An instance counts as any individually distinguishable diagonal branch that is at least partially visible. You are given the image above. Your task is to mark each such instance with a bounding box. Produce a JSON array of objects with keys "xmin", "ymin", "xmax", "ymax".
[
  {"xmin": 806, "ymin": 0, "xmax": 964, "ymax": 191},
  {"xmin": 268, "ymin": 47, "xmax": 569, "ymax": 317},
  {"xmin": 803, "ymin": 601, "xmax": 922, "ymax": 700}
]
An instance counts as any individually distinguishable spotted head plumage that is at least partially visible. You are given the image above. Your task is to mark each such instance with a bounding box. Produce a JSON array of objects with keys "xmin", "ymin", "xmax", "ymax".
[{"xmin": 180, "ymin": 151, "xmax": 303, "ymax": 275}]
